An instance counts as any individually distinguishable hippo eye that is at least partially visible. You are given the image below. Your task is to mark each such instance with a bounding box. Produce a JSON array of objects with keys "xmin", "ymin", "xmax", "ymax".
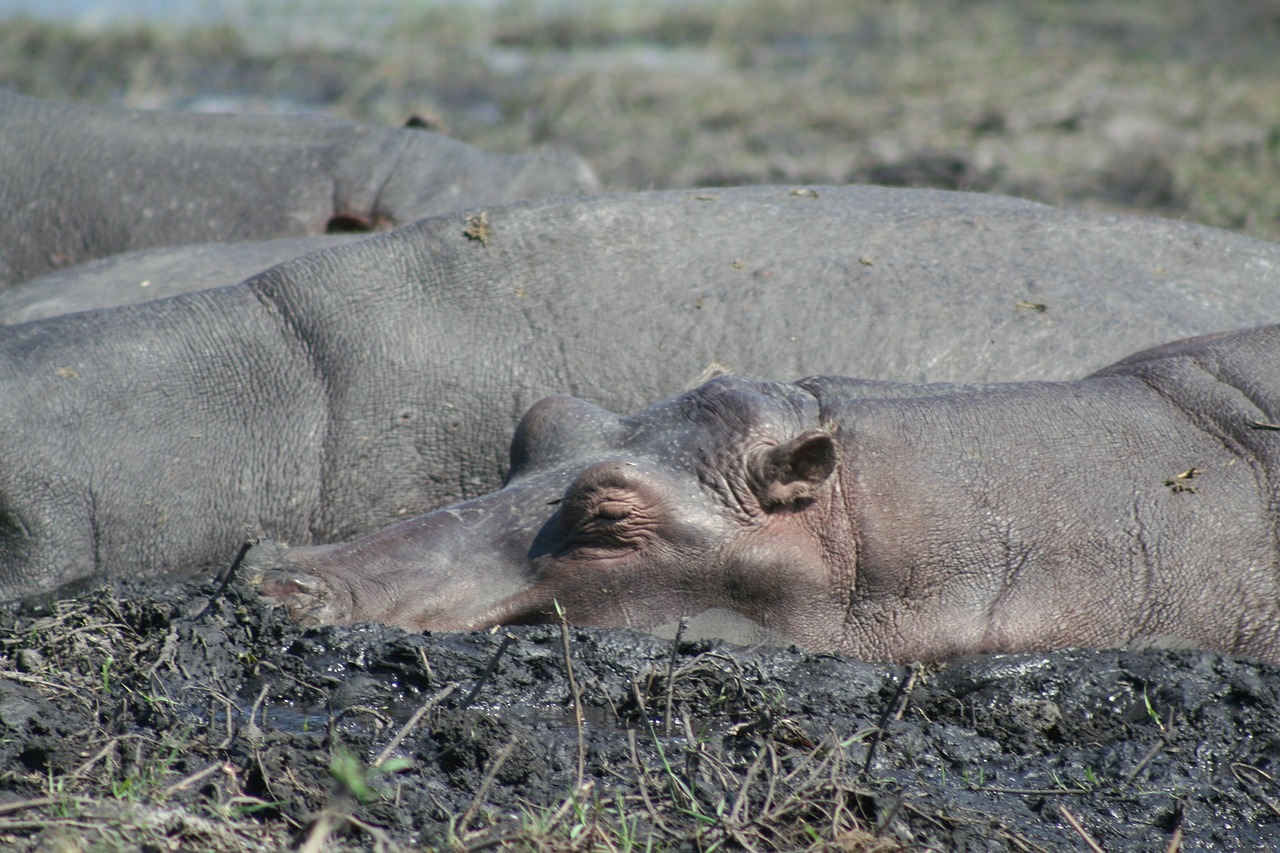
[{"xmin": 594, "ymin": 500, "xmax": 631, "ymax": 521}]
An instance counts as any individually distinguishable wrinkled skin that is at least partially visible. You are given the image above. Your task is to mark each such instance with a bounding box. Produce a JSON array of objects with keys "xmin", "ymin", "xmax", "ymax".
[
  {"xmin": 258, "ymin": 325, "xmax": 1280, "ymax": 663},
  {"xmin": 2, "ymin": 108, "xmax": 1280, "ymax": 601},
  {"xmin": 0, "ymin": 93, "xmax": 597, "ymax": 288},
  {"xmin": 0, "ymin": 236, "xmax": 363, "ymax": 324}
]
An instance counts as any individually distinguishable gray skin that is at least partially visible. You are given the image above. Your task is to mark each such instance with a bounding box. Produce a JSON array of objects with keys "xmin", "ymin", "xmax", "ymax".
[
  {"xmin": 256, "ymin": 324, "xmax": 1280, "ymax": 663},
  {"xmin": 2, "ymin": 184, "xmax": 1280, "ymax": 602},
  {"xmin": 0, "ymin": 92, "xmax": 598, "ymax": 288},
  {"xmin": 0, "ymin": 236, "xmax": 362, "ymax": 324}
]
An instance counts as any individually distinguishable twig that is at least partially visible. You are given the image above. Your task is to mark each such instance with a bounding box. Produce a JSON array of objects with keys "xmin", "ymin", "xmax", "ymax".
[
  {"xmin": 1058, "ymin": 805, "xmax": 1105, "ymax": 853},
  {"xmin": 861, "ymin": 664, "xmax": 918, "ymax": 778},
  {"xmin": 160, "ymin": 761, "xmax": 230, "ymax": 798},
  {"xmin": 374, "ymin": 683, "xmax": 457, "ymax": 767},
  {"xmin": 458, "ymin": 737, "xmax": 519, "ymax": 831},
  {"xmin": 977, "ymin": 785, "xmax": 1095, "ymax": 795},
  {"xmin": 0, "ymin": 797, "xmax": 56, "ymax": 816},
  {"xmin": 298, "ymin": 808, "xmax": 337, "ymax": 853},
  {"xmin": 1232, "ymin": 763, "xmax": 1280, "ymax": 817},
  {"xmin": 344, "ymin": 813, "xmax": 399, "ymax": 851},
  {"xmin": 627, "ymin": 728, "xmax": 664, "ymax": 834},
  {"xmin": 69, "ymin": 738, "xmax": 121, "ymax": 780},
  {"xmin": 458, "ymin": 633, "xmax": 516, "ymax": 709},
  {"xmin": 1121, "ymin": 739, "xmax": 1166, "ymax": 786},
  {"xmin": 248, "ymin": 682, "xmax": 270, "ymax": 731},
  {"xmin": 556, "ymin": 602, "xmax": 586, "ymax": 789},
  {"xmin": 729, "ymin": 743, "xmax": 767, "ymax": 825},
  {"xmin": 663, "ymin": 617, "xmax": 687, "ymax": 736},
  {"xmin": 196, "ymin": 538, "xmax": 254, "ymax": 621}
]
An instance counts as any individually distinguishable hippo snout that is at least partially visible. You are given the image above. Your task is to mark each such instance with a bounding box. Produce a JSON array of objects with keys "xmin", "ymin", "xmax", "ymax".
[{"xmin": 243, "ymin": 540, "xmax": 348, "ymax": 627}]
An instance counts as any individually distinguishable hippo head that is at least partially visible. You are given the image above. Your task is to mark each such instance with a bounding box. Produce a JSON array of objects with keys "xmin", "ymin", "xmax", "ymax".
[{"xmin": 255, "ymin": 377, "xmax": 853, "ymax": 648}]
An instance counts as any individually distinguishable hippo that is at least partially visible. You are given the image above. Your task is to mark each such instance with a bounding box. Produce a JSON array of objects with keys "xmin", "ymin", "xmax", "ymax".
[
  {"xmin": 0, "ymin": 236, "xmax": 362, "ymax": 324},
  {"xmin": 0, "ymin": 92, "xmax": 598, "ymax": 288},
  {"xmin": 256, "ymin": 324, "xmax": 1280, "ymax": 663},
  {"xmin": 1, "ymin": 181, "xmax": 1279, "ymax": 601}
]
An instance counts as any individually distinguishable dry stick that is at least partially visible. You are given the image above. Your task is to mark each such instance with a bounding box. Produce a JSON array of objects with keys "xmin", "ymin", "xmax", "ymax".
[
  {"xmin": 663, "ymin": 617, "xmax": 688, "ymax": 736},
  {"xmin": 591, "ymin": 822, "xmax": 623, "ymax": 853},
  {"xmin": 626, "ymin": 728, "xmax": 667, "ymax": 838},
  {"xmin": 344, "ymin": 813, "xmax": 398, "ymax": 852},
  {"xmin": 458, "ymin": 633, "xmax": 517, "ymax": 710},
  {"xmin": 298, "ymin": 809, "xmax": 337, "ymax": 853},
  {"xmin": 373, "ymin": 683, "xmax": 457, "ymax": 768},
  {"xmin": 458, "ymin": 737, "xmax": 519, "ymax": 832},
  {"xmin": 1165, "ymin": 826, "xmax": 1184, "ymax": 853},
  {"xmin": 247, "ymin": 682, "xmax": 270, "ymax": 731},
  {"xmin": 0, "ymin": 819, "xmax": 101, "ymax": 832},
  {"xmin": 894, "ymin": 663, "xmax": 922, "ymax": 721},
  {"xmin": 861, "ymin": 664, "xmax": 918, "ymax": 778},
  {"xmin": 1121, "ymin": 739, "xmax": 1166, "ymax": 786},
  {"xmin": 543, "ymin": 780, "xmax": 597, "ymax": 840},
  {"xmin": 0, "ymin": 670, "xmax": 74, "ymax": 692},
  {"xmin": 729, "ymin": 744, "xmax": 768, "ymax": 825},
  {"xmin": 0, "ymin": 797, "xmax": 57, "ymax": 816},
  {"xmin": 69, "ymin": 737, "xmax": 122, "ymax": 780},
  {"xmin": 1058, "ymin": 805, "xmax": 1106, "ymax": 853},
  {"xmin": 195, "ymin": 538, "xmax": 253, "ymax": 621},
  {"xmin": 762, "ymin": 742, "xmax": 781, "ymax": 819},
  {"xmin": 593, "ymin": 676, "xmax": 623, "ymax": 726},
  {"xmin": 556, "ymin": 602, "xmax": 587, "ymax": 790},
  {"xmin": 1231, "ymin": 762, "xmax": 1280, "ymax": 817},
  {"xmin": 160, "ymin": 761, "xmax": 230, "ymax": 798},
  {"xmin": 214, "ymin": 690, "xmax": 237, "ymax": 750}
]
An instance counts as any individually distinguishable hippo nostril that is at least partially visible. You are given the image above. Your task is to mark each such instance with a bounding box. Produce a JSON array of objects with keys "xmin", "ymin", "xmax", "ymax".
[
  {"xmin": 260, "ymin": 572, "xmax": 323, "ymax": 597},
  {"xmin": 325, "ymin": 213, "xmax": 374, "ymax": 233}
]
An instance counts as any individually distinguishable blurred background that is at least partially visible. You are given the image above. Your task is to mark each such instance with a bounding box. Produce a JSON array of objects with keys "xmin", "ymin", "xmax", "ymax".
[{"xmin": 1, "ymin": 0, "xmax": 1277, "ymax": 240}]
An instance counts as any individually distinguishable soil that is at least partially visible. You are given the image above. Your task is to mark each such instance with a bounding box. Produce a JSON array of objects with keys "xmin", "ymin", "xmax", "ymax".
[
  {"xmin": 1, "ymin": 577, "xmax": 1277, "ymax": 850},
  {"xmin": 1, "ymin": 2, "xmax": 1279, "ymax": 849}
]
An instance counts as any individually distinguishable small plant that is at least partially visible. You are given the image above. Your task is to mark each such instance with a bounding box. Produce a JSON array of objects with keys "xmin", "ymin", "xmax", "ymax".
[
  {"xmin": 329, "ymin": 747, "xmax": 410, "ymax": 804},
  {"xmin": 1143, "ymin": 687, "xmax": 1166, "ymax": 733},
  {"xmin": 100, "ymin": 655, "xmax": 115, "ymax": 692}
]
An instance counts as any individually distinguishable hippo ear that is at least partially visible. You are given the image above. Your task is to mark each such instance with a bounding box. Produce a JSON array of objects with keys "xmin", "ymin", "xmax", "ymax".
[
  {"xmin": 686, "ymin": 361, "xmax": 732, "ymax": 390},
  {"xmin": 750, "ymin": 429, "xmax": 837, "ymax": 507}
]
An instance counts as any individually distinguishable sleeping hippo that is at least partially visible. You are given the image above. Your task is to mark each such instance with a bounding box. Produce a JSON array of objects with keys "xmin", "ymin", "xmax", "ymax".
[
  {"xmin": 255, "ymin": 324, "xmax": 1280, "ymax": 663},
  {"xmin": 2, "ymin": 184, "xmax": 1280, "ymax": 601},
  {"xmin": 0, "ymin": 92, "xmax": 598, "ymax": 288}
]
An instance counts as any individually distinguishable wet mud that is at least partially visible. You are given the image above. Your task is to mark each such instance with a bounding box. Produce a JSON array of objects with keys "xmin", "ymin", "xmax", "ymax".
[{"xmin": 1, "ymin": 577, "xmax": 1276, "ymax": 849}]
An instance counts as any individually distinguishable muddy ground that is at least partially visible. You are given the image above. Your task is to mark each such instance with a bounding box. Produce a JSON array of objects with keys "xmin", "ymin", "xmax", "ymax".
[
  {"xmin": 1, "ymin": 1, "xmax": 1279, "ymax": 849},
  {"xmin": 1, "ymin": 578, "xmax": 1278, "ymax": 850}
]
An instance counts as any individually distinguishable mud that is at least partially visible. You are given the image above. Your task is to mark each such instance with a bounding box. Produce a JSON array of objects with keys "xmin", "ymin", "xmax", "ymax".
[{"xmin": 1, "ymin": 577, "xmax": 1276, "ymax": 850}]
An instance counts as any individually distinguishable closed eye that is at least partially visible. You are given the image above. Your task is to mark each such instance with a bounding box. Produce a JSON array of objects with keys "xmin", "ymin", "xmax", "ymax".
[{"xmin": 595, "ymin": 500, "xmax": 631, "ymax": 520}]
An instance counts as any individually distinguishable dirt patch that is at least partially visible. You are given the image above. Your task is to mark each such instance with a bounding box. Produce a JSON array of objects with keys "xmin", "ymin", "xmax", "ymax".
[{"xmin": 1, "ymin": 578, "xmax": 1276, "ymax": 850}]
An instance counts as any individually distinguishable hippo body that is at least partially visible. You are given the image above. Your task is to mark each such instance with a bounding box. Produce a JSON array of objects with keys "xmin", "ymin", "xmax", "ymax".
[
  {"xmin": 0, "ymin": 92, "xmax": 598, "ymax": 288},
  {"xmin": 2, "ymin": 178, "xmax": 1280, "ymax": 599},
  {"xmin": 258, "ymin": 324, "xmax": 1280, "ymax": 663},
  {"xmin": 0, "ymin": 236, "xmax": 362, "ymax": 324}
]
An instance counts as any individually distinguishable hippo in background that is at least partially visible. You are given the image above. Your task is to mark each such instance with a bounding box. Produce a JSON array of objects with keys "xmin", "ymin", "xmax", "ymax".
[
  {"xmin": 0, "ymin": 91, "xmax": 599, "ymax": 288},
  {"xmin": 0, "ymin": 236, "xmax": 367, "ymax": 323},
  {"xmin": 1, "ymin": 107, "xmax": 1280, "ymax": 601},
  {"xmin": 0, "ymin": 236, "xmax": 363, "ymax": 324},
  {"xmin": 256, "ymin": 324, "xmax": 1280, "ymax": 663}
]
